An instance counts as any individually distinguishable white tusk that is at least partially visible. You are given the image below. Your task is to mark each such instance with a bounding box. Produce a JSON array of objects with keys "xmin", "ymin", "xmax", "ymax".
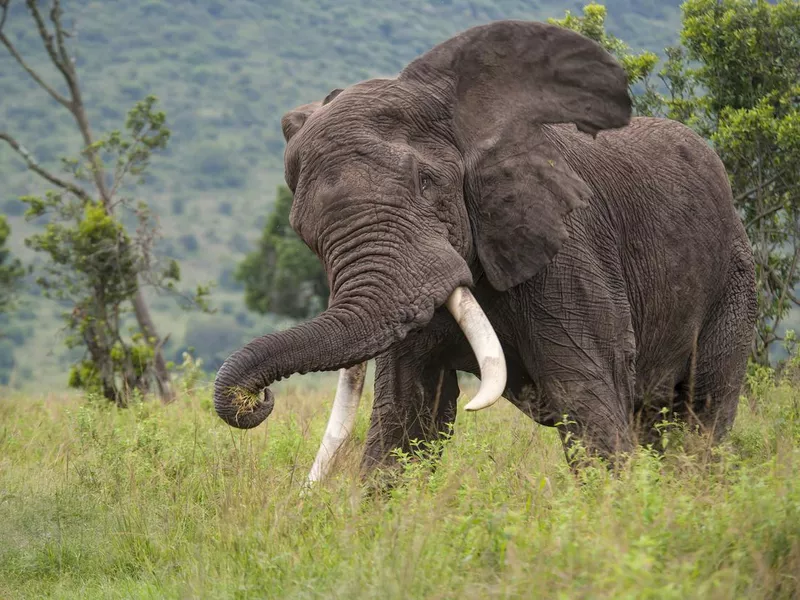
[
  {"xmin": 306, "ymin": 362, "xmax": 367, "ymax": 484},
  {"xmin": 446, "ymin": 286, "xmax": 507, "ymax": 411}
]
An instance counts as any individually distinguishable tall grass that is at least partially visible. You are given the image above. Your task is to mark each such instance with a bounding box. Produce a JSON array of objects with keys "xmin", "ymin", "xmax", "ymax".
[{"xmin": 1, "ymin": 365, "xmax": 799, "ymax": 599}]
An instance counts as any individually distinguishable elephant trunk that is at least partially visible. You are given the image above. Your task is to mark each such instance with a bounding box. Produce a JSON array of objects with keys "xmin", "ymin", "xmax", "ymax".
[
  {"xmin": 213, "ymin": 281, "xmax": 507, "ymax": 430},
  {"xmin": 213, "ymin": 296, "xmax": 398, "ymax": 429}
]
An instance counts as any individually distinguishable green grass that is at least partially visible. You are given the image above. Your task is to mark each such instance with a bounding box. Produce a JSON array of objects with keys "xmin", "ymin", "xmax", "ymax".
[{"xmin": 1, "ymin": 367, "xmax": 799, "ymax": 599}]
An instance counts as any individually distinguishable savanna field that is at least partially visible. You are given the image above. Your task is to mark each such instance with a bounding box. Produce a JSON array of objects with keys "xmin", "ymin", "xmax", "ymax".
[{"xmin": 1, "ymin": 362, "xmax": 799, "ymax": 599}]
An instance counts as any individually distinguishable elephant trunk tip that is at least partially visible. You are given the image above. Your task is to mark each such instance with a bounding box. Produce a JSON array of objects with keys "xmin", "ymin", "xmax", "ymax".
[{"xmin": 213, "ymin": 364, "xmax": 275, "ymax": 429}]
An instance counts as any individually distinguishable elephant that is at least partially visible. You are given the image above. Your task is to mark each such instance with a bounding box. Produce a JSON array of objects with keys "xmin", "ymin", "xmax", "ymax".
[{"xmin": 214, "ymin": 20, "xmax": 758, "ymax": 482}]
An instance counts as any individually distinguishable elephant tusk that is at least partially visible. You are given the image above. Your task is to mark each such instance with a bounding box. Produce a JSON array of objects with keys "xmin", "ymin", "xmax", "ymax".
[
  {"xmin": 446, "ymin": 286, "xmax": 507, "ymax": 411},
  {"xmin": 306, "ymin": 362, "xmax": 367, "ymax": 484}
]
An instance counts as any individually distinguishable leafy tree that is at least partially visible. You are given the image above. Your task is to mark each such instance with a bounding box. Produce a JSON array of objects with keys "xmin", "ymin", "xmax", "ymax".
[
  {"xmin": 0, "ymin": 1, "xmax": 210, "ymax": 403},
  {"xmin": 0, "ymin": 214, "xmax": 24, "ymax": 315},
  {"xmin": 0, "ymin": 212, "xmax": 25, "ymax": 386},
  {"xmin": 236, "ymin": 185, "xmax": 328, "ymax": 320}
]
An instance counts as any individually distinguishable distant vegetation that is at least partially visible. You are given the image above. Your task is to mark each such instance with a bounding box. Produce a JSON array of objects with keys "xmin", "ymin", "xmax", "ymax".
[
  {"xmin": 236, "ymin": 184, "xmax": 329, "ymax": 319},
  {"xmin": 0, "ymin": 214, "xmax": 23, "ymax": 315},
  {"xmin": 2, "ymin": 0, "xmax": 799, "ymax": 387},
  {"xmin": 0, "ymin": 0, "xmax": 683, "ymax": 388}
]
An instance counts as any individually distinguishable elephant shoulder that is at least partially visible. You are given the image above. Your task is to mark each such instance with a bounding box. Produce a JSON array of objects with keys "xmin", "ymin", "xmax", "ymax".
[{"xmin": 608, "ymin": 118, "xmax": 720, "ymax": 168}]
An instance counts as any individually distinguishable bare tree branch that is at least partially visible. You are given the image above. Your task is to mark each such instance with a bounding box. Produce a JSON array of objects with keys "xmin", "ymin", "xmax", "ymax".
[
  {"xmin": 0, "ymin": 131, "xmax": 91, "ymax": 201},
  {"xmin": 0, "ymin": 2, "xmax": 71, "ymax": 109},
  {"xmin": 13, "ymin": 0, "xmax": 111, "ymax": 206},
  {"xmin": 25, "ymin": 0, "xmax": 72, "ymax": 89},
  {"xmin": 0, "ymin": 1, "xmax": 10, "ymax": 33},
  {"xmin": 734, "ymin": 171, "xmax": 788, "ymax": 204},
  {"xmin": 50, "ymin": 0, "xmax": 71, "ymax": 68}
]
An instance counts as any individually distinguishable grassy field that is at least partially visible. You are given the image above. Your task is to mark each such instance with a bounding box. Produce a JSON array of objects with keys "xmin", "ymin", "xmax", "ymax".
[{"xmin": 1, "ymin": 366, "xmax": 799, "ymax": 599}]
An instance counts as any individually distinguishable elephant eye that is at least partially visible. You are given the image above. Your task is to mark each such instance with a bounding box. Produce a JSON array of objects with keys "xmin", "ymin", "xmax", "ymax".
[{"xmin": 419, "ymin": 172, "xmax": 432, "ymax": 194}]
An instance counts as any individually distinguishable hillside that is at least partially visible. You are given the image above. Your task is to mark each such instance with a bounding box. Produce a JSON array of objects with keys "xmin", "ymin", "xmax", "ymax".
[{"xmin": 0, "ymin": 0, "xmax": 683, "ymax": 388}]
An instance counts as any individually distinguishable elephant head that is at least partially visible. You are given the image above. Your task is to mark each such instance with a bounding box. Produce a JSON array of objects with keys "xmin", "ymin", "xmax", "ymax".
[{"xmin": 213, "ymin": 20, "xmax": 632, "ymax": 429}]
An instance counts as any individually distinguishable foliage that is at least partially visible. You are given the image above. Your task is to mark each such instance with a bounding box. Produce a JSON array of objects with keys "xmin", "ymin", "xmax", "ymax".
[
  {"xmin": 237, "ymin": 185, "xmax": 328, "ymax": 320},
  {"xmin": 17, "ymin": 98, "xmax": 199, "ymax": 405},
  {"xmin": 0, "ymin": 214, "xmax": 24, "ymax": 314},
  {"xmin": 556, "ymin": 1, "xmax": 800, "ymax": 364},
  {"xmin": 171, "ymin": 351, "xmax": 208, "ymax": 396},
  {"xmin": 67, "ymin": 340, "xmax": 154, "ymax": 398},
  {"xmin": 0, "ymin": 215, "xmax": 26, "ymax": 384},
  {"xmin": 1, "ymin": 370, "xmax": 800, "ymax": 598}
]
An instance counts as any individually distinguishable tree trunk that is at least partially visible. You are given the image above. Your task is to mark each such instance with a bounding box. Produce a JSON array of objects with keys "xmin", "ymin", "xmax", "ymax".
[{"xmin": 131, "ymin": 286, "xmax": 175, "ymax": 403}]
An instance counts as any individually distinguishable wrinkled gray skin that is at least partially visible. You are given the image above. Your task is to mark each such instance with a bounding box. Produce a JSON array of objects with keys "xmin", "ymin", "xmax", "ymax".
[{"xmin": 214, "ymin": 21, "xmax": 757, "ymax": 472}]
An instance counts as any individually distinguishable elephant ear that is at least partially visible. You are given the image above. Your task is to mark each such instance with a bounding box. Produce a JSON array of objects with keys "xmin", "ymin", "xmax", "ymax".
[
  {"xmin": 400, "ymin": 21, "xmax": 632, "ymax": 291},
  {"xmin": 281, "ymin": 88, "xmax": 343, "ymax": 143},
  {"xmin": 281, "ymin": 101, "xmax": 321, "ymax": 143}
]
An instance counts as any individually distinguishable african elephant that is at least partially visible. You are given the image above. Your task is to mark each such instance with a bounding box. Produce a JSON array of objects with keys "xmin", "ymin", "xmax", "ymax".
[{"xmin": 214, "ymin": 20, "xmax": 758, "ymax": 481}]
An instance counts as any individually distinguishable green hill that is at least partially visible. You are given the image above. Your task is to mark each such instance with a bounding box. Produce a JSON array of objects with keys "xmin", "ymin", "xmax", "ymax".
[{"xmin": 0, "ymin": 0, "xmax": 682, "ymax": 388}]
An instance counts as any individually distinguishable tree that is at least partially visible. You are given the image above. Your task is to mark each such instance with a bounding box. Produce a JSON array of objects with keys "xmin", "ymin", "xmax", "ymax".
[
  {"xmin": 0, "ymin": 215, "xmax": 24, "ymax": 315},
  {"xmin": 0, "ymin": 215, "xmax": 26, "ymax": 385},
  {"xmin": 236, "ymin": 185, "xmax": 328, "ymax": 320},
  {"xmin": 0, "ymin": 0, "xmax": 210, "ymax": 403}
]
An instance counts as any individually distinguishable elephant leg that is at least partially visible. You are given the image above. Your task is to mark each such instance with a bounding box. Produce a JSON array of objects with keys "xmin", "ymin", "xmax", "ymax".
[
  {"xmin": 361, "ymin": 351, "xmax": 460, "ymax": 476},
  {"xmin": 548, "ymin": 374, "xmax": 636, "ymax": 468},
  {"xmin": 673, "ymin": 268, "xmax": 755, "ymax": 443},
  {"xmin": 529, "ymin": 317, "xmax": 638, "ymax": 467},
  {"xmin": 306, "ymin": 362, "xmax": 367, "ymax": 484}
]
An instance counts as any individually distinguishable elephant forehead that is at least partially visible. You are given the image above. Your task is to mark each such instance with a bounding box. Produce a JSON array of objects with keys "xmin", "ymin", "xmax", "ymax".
[
  {"xmin": 284, "ymin": 80, "xmax": 435, "ymax": 190},
  {"xmin": 298, "ymin": 141, "xmax": 414, "ymax": 194},
  {"xmin": 299, "ymin": 84, "xmax": 428, "ymax": 146},
  {"xmin": 289, "ymin": 136, "xmax": 413, "ymax": 194}
]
